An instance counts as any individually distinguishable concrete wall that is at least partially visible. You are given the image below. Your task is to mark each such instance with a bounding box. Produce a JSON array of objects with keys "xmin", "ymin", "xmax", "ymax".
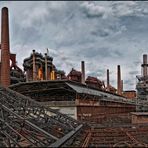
[
  {"xmin": 40, "ymin": 101, "xmax": 77, "ymax": 119},
  {"xmin": 50, "ymin": 106, "xmax": 77, "ymax": 119}
]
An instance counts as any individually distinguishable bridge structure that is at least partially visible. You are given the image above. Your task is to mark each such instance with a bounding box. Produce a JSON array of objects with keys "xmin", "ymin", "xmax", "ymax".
[{"xmin": 0, "ymin": 86, "xmax": 87, "ymax": 147}]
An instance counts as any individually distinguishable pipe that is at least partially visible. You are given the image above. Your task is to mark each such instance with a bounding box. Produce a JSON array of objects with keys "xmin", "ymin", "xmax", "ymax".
[
  {"xmin": 107, "ymin": 69, "xmax": 110, "ymax": 91},
  {"xmin": 121, "ymin": 80, "xmax": 123, "ymax": 94},
  {"xmin": 117, "ymin": 65, "xmax": 121, "ymax": 95},
  {"xmin": 143, "ymin": 54, "xmax": 148, "ymax": 77},
  {"xmin": 1, "ymin": 7, "xmax": 10, "ymax": 87},
  {"xmin": 45, "ymin": 53, "xmax": 48, "ymax": 80},
  {"xmin": 81, "ymin": 61, "xmax": 85, "ymax": 84},
  {"xmin": 32, "ymin": 50, "xmax": 36, "ymax": 81}
]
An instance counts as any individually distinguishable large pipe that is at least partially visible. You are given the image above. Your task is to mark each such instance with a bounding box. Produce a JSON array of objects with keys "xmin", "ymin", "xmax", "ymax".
[
  {"xmin": 32, "ymin": 50, "xmax": 36, "ymax": 81},
  {"xmin": 107, "ymin": 69, "xmax": 110, "ymax": 91},
  {"xmin": 45, "ymin": 53, "xmax": 48, "ymax": 80},
  {"xmin": 81, "ymin": 61, "xmax": 85, "ymax": 84},
  {"xmin": 1, "ymin": 7, "xmax": 10, "ymax": 87},
  {"xmin": 117, "ymin": 65, "xmax": 121, "ymax": 95},
  {"xmin": 142, "ymin": 54, "xmax": 148, "ymax": 77},
  {"xmin": 121, "ymin": 80, "xmax": 123, "ymax": 94}
]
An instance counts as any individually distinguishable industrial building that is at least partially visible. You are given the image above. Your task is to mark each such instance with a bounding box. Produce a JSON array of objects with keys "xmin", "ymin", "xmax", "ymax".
[
  {"xmin": 0, "ymin": 7, "xmax": 25, "ymax": 87},
  {"xmin": 0, "ymin": 6, "xmax": 148, "ymax": 147},
  {"xmin": 23, "ymin": 49, "xmax": 66, "ymax": 82},
  {"xmin": 136, "ymin": 54, "xmax": 148, "ymax": 111}
]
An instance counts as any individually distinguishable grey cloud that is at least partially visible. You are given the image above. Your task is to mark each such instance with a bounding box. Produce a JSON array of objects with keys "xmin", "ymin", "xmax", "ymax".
[
  {"xmin": 124, "ymin": 79, "xmax": 134, "ymax": 85},
  {"xmin": 1, "ymin": 1, "xmax": 147, "ymax": 90},
  {"xmin": 80, "ymin": 2, "xmax": 105, "ymax": 18},
  {"xmin": 129, "ymin": 70, "xmax": 139, "ymax": 75},
  {"xmin": 96, "ymin": 69, "xmax": 106, "ymax": 77},
  {"xmin": 91, "ymin": 29, "xmax": 109, "ymax": 37},
  {"xmin": 133, "ymin": 60, "xmax": 141, "ymax": 65}
]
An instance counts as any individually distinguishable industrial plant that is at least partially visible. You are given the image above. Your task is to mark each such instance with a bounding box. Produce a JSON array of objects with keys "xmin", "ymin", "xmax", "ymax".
[{"xmin": 0, "ymin": 7, "xmax": 148, "ymax": 147}]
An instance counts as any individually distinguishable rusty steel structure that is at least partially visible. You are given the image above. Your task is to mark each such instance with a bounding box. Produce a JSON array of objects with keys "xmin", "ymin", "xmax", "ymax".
[
  {"xmin": 85, "ymin": 76, "xmax": 105, "ymax": 90},
  {"xmin": 87, "ymin": 124, "xmax": 148, "ymax": 147},
  {"xmin": 9, "ymin": 80, "xmax": 138, "ymax": 123},
  {"xmin": 117, "ymin": 65, "xmax": 122, "ymax": 95},
  {"xmin": 106, "ymin": 69, "xmax": 117, "ymax": 94},
  {"xmin": 0, "ymin": 7, "xmax": 10, "ymax": 87},
  {"xmin": 0, "ymin": 6, "xmax": 148, "ymax": 147},
  {"xmin": 0, "ymin": 7, "xmax": 25, "ymax": 87},
  {"xmin": 23, "ymin": 49, "xmax": 67, "ymax": 82},
  {"xmin": 107, "ymin": 69, "xmax": 110, "ymax": 91},
  {"xmin": 81, "ymin": 61, "xmax": 85, "ymax": 84},
  {"xmin": 0, "ymin": 86, "xmax": 86, "ymax": 147},
  {"xmin": 67, "ymin": 68, "xmax": 82, "ymax": 83},
  {"xmin": 81, "ymin": 113, "xmax": 148, "ymax": 147},
  {"xmin": 136, "ymin": 54, "xmax": 148, "ymax": 111}
]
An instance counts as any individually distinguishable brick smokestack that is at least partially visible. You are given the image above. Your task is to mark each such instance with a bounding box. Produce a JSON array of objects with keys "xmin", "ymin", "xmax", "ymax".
[
  {"xmin": 107, "ymin": 69, "xmax": 110, "ymax": 91},
  {"xmin": 32, "ymin": 50, "xmax": 36, "ymax": 81},
  {"xmin": 81, "ymin": 61, "xmax": 85, "ymax": 84},
  {"xmin": 117, "ymin": 65, "xmax": 121, "ymax": 95},
  {"xmin": 1, "ymin": 7, "xmax": 10, "ymax": 87},
  {"xmin": 45, "ymin": 53, "xmax": 48, "ymax": 80},
  {"xmin": 121, "ymin": 80, "xmax": 123, "ymax": 94},
  {"xmin": 142, "ymin": 54, "xmax": 148, "ymax": 77}
]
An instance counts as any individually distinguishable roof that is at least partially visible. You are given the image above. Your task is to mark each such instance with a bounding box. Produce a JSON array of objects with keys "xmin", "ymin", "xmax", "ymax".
[
  {"xmin": 9, "ymin": 80, "xmax": 137, "ymax": 105},
  {"xmin": 67, "ymin": 69, "xmax": 81, "ymax": 76},
  {"xmin": 66, "ymin": 82, "xmax": 124, "ymax": 100}
]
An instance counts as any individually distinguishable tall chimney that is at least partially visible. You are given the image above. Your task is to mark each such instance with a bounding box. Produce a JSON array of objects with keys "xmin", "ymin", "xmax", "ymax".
[
  {"xmin": 142, "ymin": 54, "xmax": 148, "ymax": 77},
  {"xmin": 107, "ymin": 69, "xmax": 110, "ymax": 91},
  {"xmin": 117, "ymin": 65, "xmax": 121, "ymax": 95},
  {"xmin": 1, "ymin": 7, "xmax": 10, "ymax": 87},
  {"xmin": 45, "ymin": 53, "xmax": 48, "ymax": 80},
  {"xmin": 121, "ymin": 80, "xmax": 123, "ymax": 94},
  {"xmin": 81, "ymin": 61, "xmax": 85, "ymax": 84},
  {"xmin": 32, "ymin": 50, "xmax": 36, "ymax": 81}
]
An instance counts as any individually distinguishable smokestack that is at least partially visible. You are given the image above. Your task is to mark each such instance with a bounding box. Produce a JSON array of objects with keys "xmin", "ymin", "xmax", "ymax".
[
  {"xmin": 1, "ymin": 7, "xmax": 10, "ymax": 87},
  {"xmin": 117, "ymin": 65, "xmax": 121, "ymax": 95},
  {"xmin": 121, "ymin": 80, "xmax": 123, "ymax": 94},
  {"xmin": 142, "ymin": 54, "xmax": 148, "ymax": 77},
  {"xmin": 32, "ymin": 50, "xmax": 36, "ymax": 81},
  {"xmin": 45, "ymin": 53, "xmax": 48, "ymax": 80},
  {"xmin": 81, "ymin": 61, "xmax": 85, "ymax": 84},
  {"xmin": 107, "ymin": 69, "xmax": 110, "ymax": 91}
]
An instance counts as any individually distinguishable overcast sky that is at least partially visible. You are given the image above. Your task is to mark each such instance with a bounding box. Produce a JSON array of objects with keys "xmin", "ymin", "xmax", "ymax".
[{"xmin": 0, "ymin": 1, "xmax": 148, "ymax": 90}]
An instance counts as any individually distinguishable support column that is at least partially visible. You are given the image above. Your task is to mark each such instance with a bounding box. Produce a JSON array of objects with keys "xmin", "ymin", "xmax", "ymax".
[
  {"xmin": 121, "ymin": 80, "xmax": 123, "ymax": 94},
  {"xmin": 107, "ymin": 69, "xmax": 110, "ymax": 91},
  {"xmin": 117, "ymin": 65, "xmax": 121, "ymax": 95},
  {"xmin": 1, "ymin": 7, "xmax": 10, "ymax": 87},
  {"xmin": 81, "ymin": 61, "xmax": 85, "ymax": 84},
  {"xmin": 45, "ymin": 53, "xmax": 48, "ymax": 80},
  {"xmin": 142, "ymin": 54, "xmax": 148, "ymax": 77},
  {"xmin": 32, "ymin": 50, "xmax": 36, "ymax": 81}
]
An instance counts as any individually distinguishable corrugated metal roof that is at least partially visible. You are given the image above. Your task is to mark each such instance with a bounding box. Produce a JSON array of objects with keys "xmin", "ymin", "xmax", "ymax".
[
  {"xmin": 66, "ymin": 82, "xmax": 125, "ymax": 100},
  {"xmin": 66, "ymin": 83, "xmax": 138, "ymax": 105}
]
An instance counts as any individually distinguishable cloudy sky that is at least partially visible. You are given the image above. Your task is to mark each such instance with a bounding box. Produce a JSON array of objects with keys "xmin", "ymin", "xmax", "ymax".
[{"xmin": 0, "ymin": 1, "xmax": 148, "ymax": 90}]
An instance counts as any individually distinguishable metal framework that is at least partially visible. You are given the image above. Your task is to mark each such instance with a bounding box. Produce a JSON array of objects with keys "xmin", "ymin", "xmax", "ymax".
[
  {"xmin": 88, "ymin": 125, "xmax": 148, "ymax": 147},
  {"xmin": 0, "ymin": 86, "xmax": 83, "ymax": 147},
  {"xmin": 9, "ymin": 80, "xmax": 137, "ymax": 106},
  {"xmin": 83, "ymin": 114, "xmax": 148, "ymax": 147}
]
